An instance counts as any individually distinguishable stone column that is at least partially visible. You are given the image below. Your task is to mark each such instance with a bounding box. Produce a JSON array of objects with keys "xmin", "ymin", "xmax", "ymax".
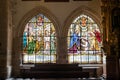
[
  {"xmin": 0, "ymin": 0, "xmax": 8, "ymax": 79},
  {"xmin": 57, "ymin": 36, "xmax": 67, "ymax": 64},
  {"xmin": 11, "ymin": 37, "xmax": 21, "ymax": 77}
]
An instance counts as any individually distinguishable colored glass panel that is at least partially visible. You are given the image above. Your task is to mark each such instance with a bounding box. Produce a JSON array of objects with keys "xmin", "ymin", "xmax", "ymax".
[
  {"xmin": 68, "ymin": 14, "xmax": 102, "ymax": 64},
  {"xmin": 22, "ymin": 14, "xmax": 56, "ymax": 63}
]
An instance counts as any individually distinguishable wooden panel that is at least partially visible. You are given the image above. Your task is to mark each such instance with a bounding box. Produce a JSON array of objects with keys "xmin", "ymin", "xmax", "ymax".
[
  {"xmin": 45, "ymin": 0, "xmax": 69, "ymax": 2},
  {"xmin": 20, "ymin": 64, "xmax": 89, "ymax": 78}
]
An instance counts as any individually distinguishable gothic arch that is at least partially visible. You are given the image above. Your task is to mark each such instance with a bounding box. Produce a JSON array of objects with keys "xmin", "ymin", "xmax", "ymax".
[
  {"xmin": 12, "ymin": 6, "xmax": 60, "ymax": 77},
  {"xmin": 62, "ymin": 6, "xmax": 103, "ymax": 63},
  {"xmin": 63, "ymin": 6, "xmax": 102, "ymax": 36},
  {"xmin": 16, "ymin": 6, "xmax": 60, "ymax": 37}
]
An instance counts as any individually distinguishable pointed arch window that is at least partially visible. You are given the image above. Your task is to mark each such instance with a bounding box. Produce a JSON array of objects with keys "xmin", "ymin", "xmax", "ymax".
[
  {"xmin": 67, "ymin": 14, "xmax": 102, "ymax": 64},
  {"xmin": 22, "ymin": 14, "xmax": 56, "ymax": 63}
]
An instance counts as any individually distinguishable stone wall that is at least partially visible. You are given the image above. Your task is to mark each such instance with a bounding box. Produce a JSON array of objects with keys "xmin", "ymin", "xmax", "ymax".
[
  {"xmin": 0, "ymin": 0, "xmax": 103, "ymax": 78},
  {"xmin": 0, "ymin": 0, "xmax": 8, "ymax": 79}
]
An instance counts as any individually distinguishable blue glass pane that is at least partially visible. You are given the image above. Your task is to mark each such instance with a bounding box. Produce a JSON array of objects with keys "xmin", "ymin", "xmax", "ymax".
[
  {"xmin": 68, "ymin": 14, "xmax": 102, "ymax": 64},
  {"xmin": 22, "ymin": 14, "xmax": 56, "ymax": 63}
]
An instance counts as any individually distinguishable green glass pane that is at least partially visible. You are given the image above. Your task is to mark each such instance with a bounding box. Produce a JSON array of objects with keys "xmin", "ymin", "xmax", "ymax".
[{"xmin": 23, "ymin": 13, "xmax": 56, "ymax": 63}]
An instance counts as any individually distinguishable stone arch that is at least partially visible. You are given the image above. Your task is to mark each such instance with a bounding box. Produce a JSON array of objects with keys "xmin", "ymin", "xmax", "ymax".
[
  {"xmin": 16, "ymin": 6, "xmax": 60, "ymax": 37},
  {"xmin": 63, "ymin": 5, "xmax": 102, "ymax": 36},
  {"xmin": 62, "ymin": 6, "xmax": 103, "ymax": 63},
  {"xmin": 12, "ymin": 6, "xmax": 60, "ymax": 77}
]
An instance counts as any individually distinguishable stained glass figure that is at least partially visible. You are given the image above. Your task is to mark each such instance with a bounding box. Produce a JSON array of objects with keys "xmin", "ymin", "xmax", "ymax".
[
  {"xmin": 22, "ymin": 14, "xmax": 56, "ymax": 63},
  {"xmin": 68, "ymin": 14, "xmax": 102, "ymax": 64}
]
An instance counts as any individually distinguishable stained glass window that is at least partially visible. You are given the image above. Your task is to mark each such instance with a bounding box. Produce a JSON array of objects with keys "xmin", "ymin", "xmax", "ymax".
[
  {"xmin": 68, "ymin": 14, "xmax": 102, "ymax": 64},
  {"xmin": 22, "ymin": 14, "xmax": 56, "ymax": 63}
]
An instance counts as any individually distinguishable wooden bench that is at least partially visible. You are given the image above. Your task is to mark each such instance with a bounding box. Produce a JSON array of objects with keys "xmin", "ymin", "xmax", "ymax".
[{"xmin": 20, "ymin": 63, "xmax": 89, "ymax": 78}]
